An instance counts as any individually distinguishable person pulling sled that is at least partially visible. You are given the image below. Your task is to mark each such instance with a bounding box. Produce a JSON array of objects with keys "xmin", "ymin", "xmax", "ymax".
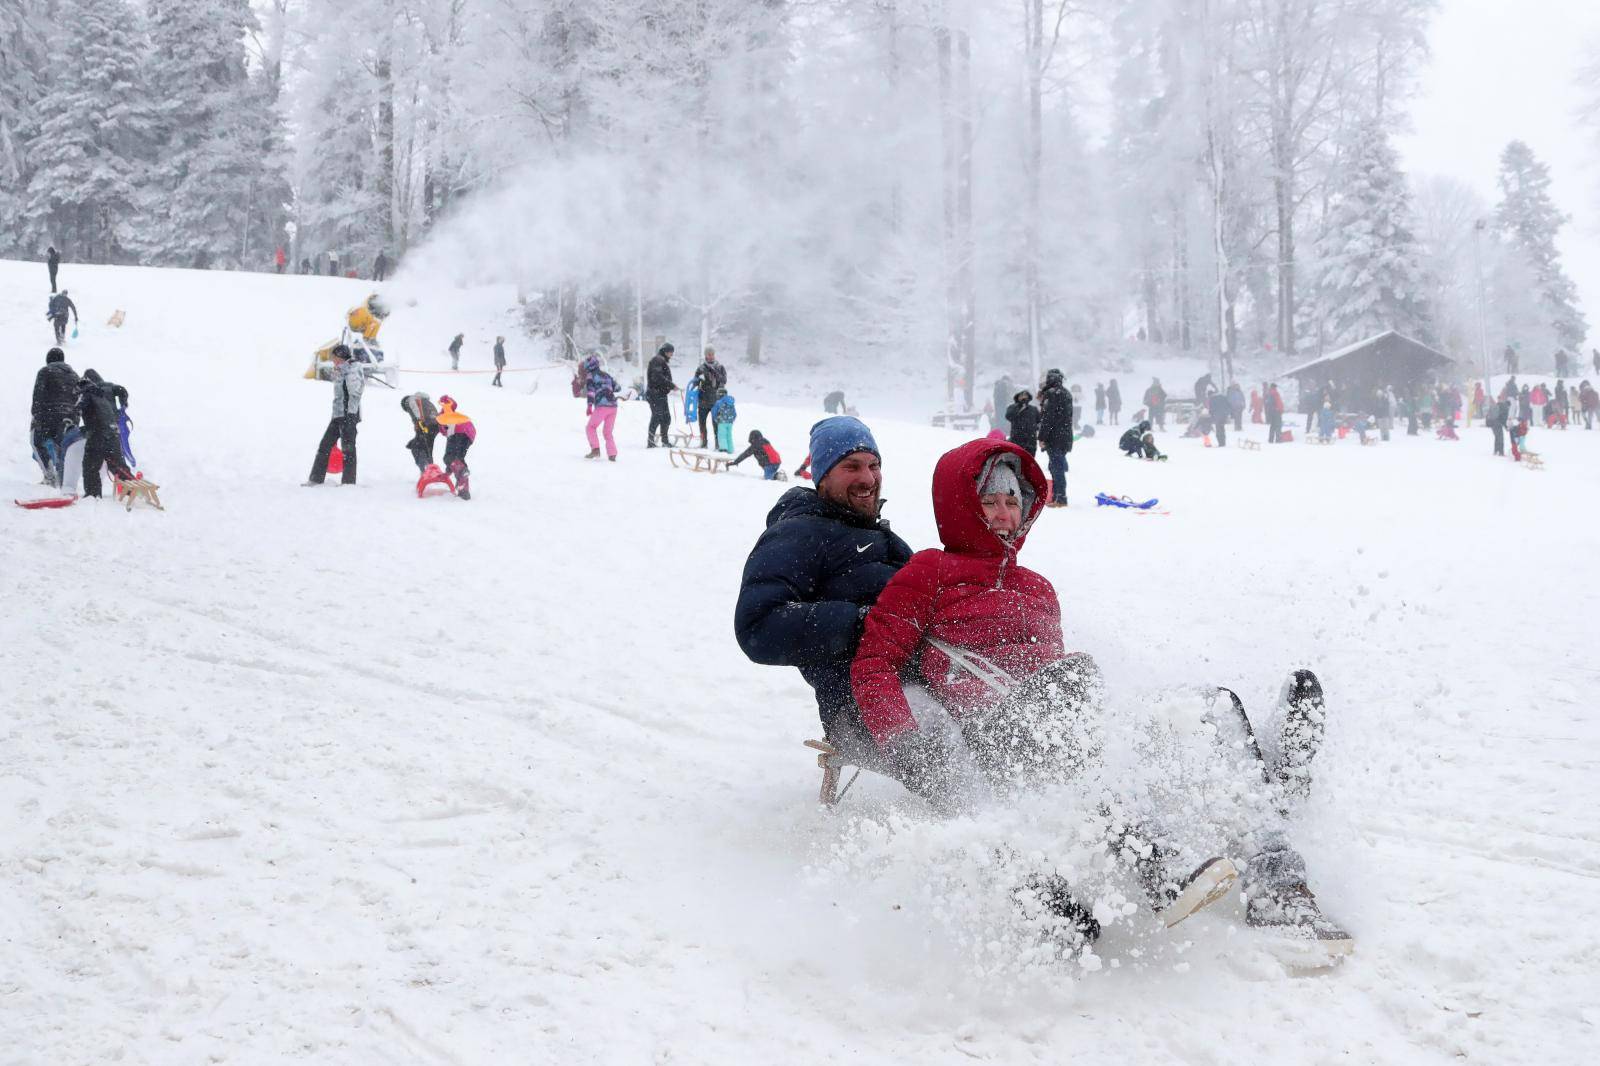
[{"xmin": 76, "ymin": 369, "xmax": 133, "ymax": 499}]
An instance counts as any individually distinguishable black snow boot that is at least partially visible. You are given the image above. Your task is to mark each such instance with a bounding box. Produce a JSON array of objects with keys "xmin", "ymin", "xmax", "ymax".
[{"xmin": 1244, "ymin": 880, "xmax": 1353, "ymax": 957}]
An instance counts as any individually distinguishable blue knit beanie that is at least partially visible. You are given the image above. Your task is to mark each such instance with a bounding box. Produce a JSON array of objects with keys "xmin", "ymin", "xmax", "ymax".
[{"xmin": 809, "ymin": 416, "xmax": 879, "ymax": 483}]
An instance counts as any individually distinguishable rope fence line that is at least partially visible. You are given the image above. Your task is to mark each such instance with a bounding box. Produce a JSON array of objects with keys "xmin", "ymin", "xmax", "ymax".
[{"xmin": 397, "ymin": 363, "xmax": 567, "ymax": 376}]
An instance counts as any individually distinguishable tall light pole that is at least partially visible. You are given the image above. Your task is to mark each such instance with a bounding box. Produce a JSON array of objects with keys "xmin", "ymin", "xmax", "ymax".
[{"xmin": 1472, "ymin": 219, "xmax": 1492, "ymax": 415}]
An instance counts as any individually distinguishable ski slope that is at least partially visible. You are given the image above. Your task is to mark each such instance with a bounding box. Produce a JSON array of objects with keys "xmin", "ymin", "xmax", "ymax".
[{"xmin": 2, "ymin": 259, "xmax": 1596, "ymax": 1064}]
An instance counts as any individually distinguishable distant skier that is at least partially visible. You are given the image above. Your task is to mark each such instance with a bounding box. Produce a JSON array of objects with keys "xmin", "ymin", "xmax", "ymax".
[
  {"xmin": 1106, "ymin": 378, "xmax": 1122, "ymax": 425},
  {"xmin": 710, "ymin": 387, "xmax": 738, "ymax": 453},
  {"xmin": 447, "ymin": 333, "xmax": 464, "ymax": 371},
  {"xmin": 401, "ymin": 391, "xmax": 440, "ymax": 472},
  {"xmin": 46, "ymin": 245, "xmax": 60, "ymax": 292},
  {"xmin": 645, "ymin": 343, "xmax": 678, "ymax": 447},
  {"xmin": 582, "ymin": 354, "xmax": 620, "ymax": 461},
  {"xmin": 305, "ymin": 344, "xmax": 363, "ymax": 486},
  {"xmin": 436, "ymin": 395, "xmax": 475, "ymax": 499},
  {"xmin": 730, "ymin": 429, "xmax": 783, "ymax": 479},
  {"xmin": 47, "ymin": 290, "xmax": 77, "ymax": 344},
  {"xmin": 1005, "ymin": 390, "xmax": 1040, "ymax": 454},
  {"xmin": 492, "ymin": 336, "xmax": 507, "ymax": 387},
  {"xmin": 76, "ymin": 369, "xmax": 132, "ymax": 499},
  {"xmin": 31, "ymin": 348, "xmax": 80, "ymax": 485},
  {"xmin": 374, "ymin": 250, "xmax": 390, "ymax": 283},
  {"xmin": 693, "ymin": 348, "xmax": 727, "ymax": 448},
  {"xmin": 1038, "ymin": 369, "xmax": 1072, "ymax": 507}
]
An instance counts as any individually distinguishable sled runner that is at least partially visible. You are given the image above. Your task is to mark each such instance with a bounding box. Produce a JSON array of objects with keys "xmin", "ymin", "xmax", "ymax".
[
  {"xmin": 803, "ymin": 739, "xmax": 862, "ymax": 807},
  {"xmin": 666, "ymin": 428, "xmax": 701, "ymax": 449},
  {"xmin": 15, "ymin": 495, "xmax": 77, "ymax": 510},
  {"xmin": 669, "ymin": 449, "xmax": 731, "ymax": 474}
]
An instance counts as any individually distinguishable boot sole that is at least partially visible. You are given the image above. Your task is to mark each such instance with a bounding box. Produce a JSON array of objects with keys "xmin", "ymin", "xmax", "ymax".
[{"xmin": 1160, "ymin": 857, "xmax": 1239, "ymax": 928}]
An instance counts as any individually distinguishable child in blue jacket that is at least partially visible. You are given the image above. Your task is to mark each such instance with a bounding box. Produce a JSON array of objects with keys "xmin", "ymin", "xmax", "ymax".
[{"xmin": 710, "ymin": 388, "xmax": 737, "ymax": 452}]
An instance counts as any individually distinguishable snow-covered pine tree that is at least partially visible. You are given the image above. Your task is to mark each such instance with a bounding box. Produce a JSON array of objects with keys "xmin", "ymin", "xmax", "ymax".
[
  {"xmin": 22, "ymin": 0, "xmax": 153, "ymax": 264},
  {"xmin": 136, "ymin": 0, "xmax": 289, "ymax": 269},
  {"xmin": 1314, "ymin": 121, "xmax": 1432, "ymax": 347},
  {"xmin": 287, "ymin": 0, "xmax": 385, "ymax": 273},
  {"xmin": 0, "ymin": 0, "xmax": 52, "ymax": 256},
  {"xmin": 1495, "ymin": 140, "xmax": 1588, "ymax": 352}
]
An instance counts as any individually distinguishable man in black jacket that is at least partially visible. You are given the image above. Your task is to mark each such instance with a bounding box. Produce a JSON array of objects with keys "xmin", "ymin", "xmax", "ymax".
[
  {"xmin": 693, "ymin": 347, "xmax": 727, "ymax": 448},
  {"xmin": 31, "ymin": 348, "xmax": 80, "ymax": 485},
  {"xmin": 48, "ymin": 290, "xmax": 77, "ymax": 344},
  {"xmin": 76, "ymin": 369, "xmax": 132, "ymax": 498},
  {"xmin": 1038, "ymin": 369, "xmax": 1073, "ymax": 507},
  {"xmin": 47, "ymin": 246, "xmax": 60, "ymax": 292},
  {"xmin": 735, "ymin": 416, "xmax": 913, "ymax": 760},
  {"xmin": 645, "ymin": 343, "xmax": 678, "ymax": 447},
  {"xmin": 1488, "ymin": 396, "xmax": 1510, "ymax": 456}
]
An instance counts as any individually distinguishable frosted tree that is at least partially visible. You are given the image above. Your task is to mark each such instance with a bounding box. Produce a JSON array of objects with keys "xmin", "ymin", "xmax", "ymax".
[
  {"xmin": 136, "ymin": 0, "xmax": 289, "ymax": 268},
  {"xmin": 1495, "ymin": 140, "xmax": 1587, "ymax": 352},
  {"xmin": 0, "ymin": 0, "xmax": 51, "ymax": 255},
  {"xmin": 22, "ymin": 0, "xmax": 153, "ymax": 263},
  {"xmin": 1314, "ymin": 122, "xmax": 1431, "ymax": 346}
]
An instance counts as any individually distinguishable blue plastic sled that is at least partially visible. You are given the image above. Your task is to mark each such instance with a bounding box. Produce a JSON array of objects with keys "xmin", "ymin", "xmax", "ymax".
[
  {"xmin": 1095, "ymin": 493, "xmax": 1160, "ymax": 510},
  {"xmin": 684, "ymin": 383, "xmax": 700, "ymax": 423}
]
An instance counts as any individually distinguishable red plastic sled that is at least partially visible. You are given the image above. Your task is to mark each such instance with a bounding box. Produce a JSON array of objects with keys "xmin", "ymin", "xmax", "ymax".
[
  {"xmin": 15, "ymin": 495, "xmax": 78, "ymax": 509},
  {"xmin": 416, "ymin": 464, "xmax": 456, "ymax": 498}
]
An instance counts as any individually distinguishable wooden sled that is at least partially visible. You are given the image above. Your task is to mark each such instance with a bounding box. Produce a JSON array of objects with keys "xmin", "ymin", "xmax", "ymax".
[
  {"xmin": 1521, "ymin": 451, "xmax": 1545, "ymax": 469},
  {"xmin": 804, "ymin": 739, "xmax": 864, "ymax": 807},
  {"xmin": 667, "ymin": 429, "xmax": 703, "ymax": 449},
  {"xmin": 106, "ymin": 309, "xmax": 126, "ymax": 328},
  {"xmin": 1306, "ymin": 436, "xmax": 1333, "ymax": 445},
  {"xmin": 1239, "ymin": 439, "xmax": 1260, "ymax": 451},
  {"xmin": 669, "ymin": 448, "xmax": 730, "ymax": 473},
  {"xmin": 114, "ymin": 476, "xmax": 163, "ymax": 511}
]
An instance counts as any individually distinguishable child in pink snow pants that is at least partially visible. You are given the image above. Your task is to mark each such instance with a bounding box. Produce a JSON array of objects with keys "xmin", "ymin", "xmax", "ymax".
[{"xmin": 582, "ymin": 354, "xmax": 620, "ymax": 460}]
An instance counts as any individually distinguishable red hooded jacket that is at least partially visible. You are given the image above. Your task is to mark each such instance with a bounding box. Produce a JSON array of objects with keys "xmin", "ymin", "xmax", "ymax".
[{"xmin": 851, "ymin": 438, "xmax": 1064, "ymax": 747}]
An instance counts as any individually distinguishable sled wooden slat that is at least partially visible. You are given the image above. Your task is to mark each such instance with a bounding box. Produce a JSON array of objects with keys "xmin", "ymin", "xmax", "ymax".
[{"xmin": 669, "ymin": 449, "xmax": 730, "ymax": 474}]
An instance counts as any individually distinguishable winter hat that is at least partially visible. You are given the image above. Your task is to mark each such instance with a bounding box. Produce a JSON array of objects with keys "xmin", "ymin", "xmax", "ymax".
[
  {"xmin": 979, "ymin": 460, "xmax": 1021, "ymax": 499},
  {"xmin": 1013, "ymin": 390, "xmax": 1032, "ymax": 404},
  {"xmin": 747, "ymin": 429, "xmax": 763, "ymax": 444},
  {"xmin": 439, "ymin": 394, "xmax": 456, "ymax": 410},
  {"xmin": 658, "ymin": 343, "xmax": 675, "ymax": 356},
  {"xmin": 45, "ymin": 347, "xmax": 64, "ymax": 363},
  {"xmin": 809, "ymin": 416, "xmax": 879, "ymax": 484},
  {"xmin": 331, "ymin": 344, "xmax": 352, "ymax": 360}
]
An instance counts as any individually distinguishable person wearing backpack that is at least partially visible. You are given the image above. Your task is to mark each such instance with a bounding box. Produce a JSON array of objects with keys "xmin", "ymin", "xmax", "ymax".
[
  {"xmin": 710, "ymin": 387, "xmax": 738, "ymax": 453},
  {"xmin": 47, "ymin": 290, "xmax": 77, "ymax": 344}
]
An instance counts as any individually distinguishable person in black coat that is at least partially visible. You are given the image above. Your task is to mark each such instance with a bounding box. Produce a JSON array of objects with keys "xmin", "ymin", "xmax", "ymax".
[
  {"xmin": 492, "ymin": 336, "xmax": 507, "ymax": 387},
  {"xmin": 31, "ymin": 348, "xmax": 80, "ymax": 484},
  {"xmin": 1005, "ymin": 390, "xmax": 1041, "ymax": 453},
  {"xmin": 1038, "ymin": 369, "xmax": 1073, "ymax": 506},
  {"xmin": 1208, "ymin": 389, "xmax": 1232, "ymax": 447},
  {"xmin": 693, "ymin": 348, "xmax": 727, "ymax": 447},
  {"xmin": 47, "ymin": 290, "xmax": 77, "ymax": 344},
  {"xmin": 447, "ymin": 333, "xmax": 464, "ymax": 370},
  {"xmin": 1488, "ymin": 397, "xmax": 1510, "ymax": 456},
  {"xmin": 734, "ymin": 417, "xmax": 913, "ymax": 759},
  {"xmin": 374, "ymin": 251, "xmax": 390, "ymax": 282},
  {"xmin": 645, "ymin": 343, "xmax": 678, "ymax": 446},
  {"xmin": 76, "ymin": 369, "xmax": 132, "ymax": 498},
  {"xmin": 47, "ymin": 246, "xmax": 60, "ymax": 292},
  {"xmin": 1119, "ymin": 420, "xmax": 1162, "ymax": 459},
  {"xmin": 1106, "ymin": 378, "xmax": 1122, "ymax": 424}
]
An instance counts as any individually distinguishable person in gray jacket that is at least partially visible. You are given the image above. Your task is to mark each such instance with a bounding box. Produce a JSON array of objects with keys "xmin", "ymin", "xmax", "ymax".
[{"xmin": 306, "ymin": 345, "xmax": 364, "ymax": 485}]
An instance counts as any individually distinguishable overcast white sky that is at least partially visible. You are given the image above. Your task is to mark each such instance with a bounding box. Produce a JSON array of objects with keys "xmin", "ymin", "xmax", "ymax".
[{"xmin": 1397, "ymin": 0, "xmax": 1600, "ymax": 346}]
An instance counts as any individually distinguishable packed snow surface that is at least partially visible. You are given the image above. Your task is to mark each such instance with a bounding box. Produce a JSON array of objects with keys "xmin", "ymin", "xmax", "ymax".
[{"xmin": 2, "ymin": 261, "xmax": 1596, "ymax": 1064}]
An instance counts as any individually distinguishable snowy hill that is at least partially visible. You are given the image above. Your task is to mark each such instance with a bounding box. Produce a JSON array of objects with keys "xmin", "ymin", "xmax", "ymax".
[{"xmin": 2, "ymin": 260, "xmax": 1596, "ymax": 1063}]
